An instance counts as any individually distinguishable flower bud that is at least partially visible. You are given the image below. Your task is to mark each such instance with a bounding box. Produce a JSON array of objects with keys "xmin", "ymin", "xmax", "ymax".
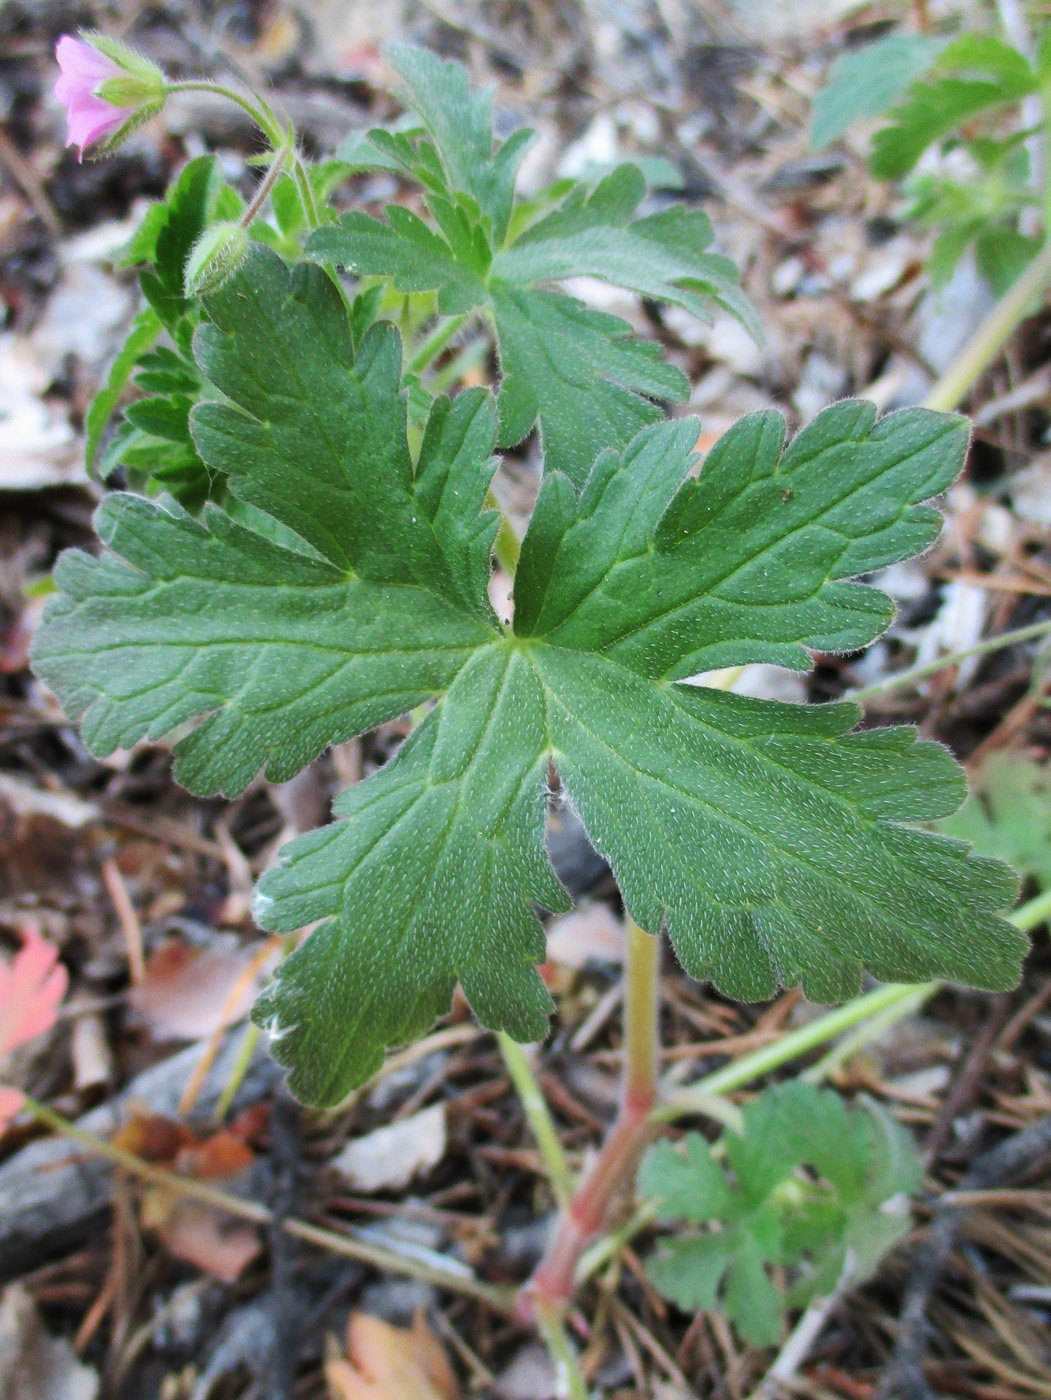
[{"xmin": 184, "ymin": 222, "xmax": 249, "ymax": 297}]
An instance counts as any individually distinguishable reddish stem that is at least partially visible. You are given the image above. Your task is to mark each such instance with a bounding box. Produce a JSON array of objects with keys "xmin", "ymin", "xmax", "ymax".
[{"xmin": 519, "ymin": 918, "xmax": 660, "ymax": 1320}]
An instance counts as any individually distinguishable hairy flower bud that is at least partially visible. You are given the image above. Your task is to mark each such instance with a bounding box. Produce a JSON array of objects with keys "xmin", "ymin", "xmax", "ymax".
[{"xmin": 183, "ymin": 222, "xmax": 249, "ymax": 297}]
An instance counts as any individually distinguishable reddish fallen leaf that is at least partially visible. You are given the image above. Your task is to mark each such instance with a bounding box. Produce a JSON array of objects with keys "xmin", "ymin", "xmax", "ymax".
[
  {"xmin": 147, "ymin": 1200, "xmax": 262, "ymax": 1284},
  {"xmin": 174, "ymin": 1128, "xmax": 256, "ymax": 1180},
  {"xmin": 111, "ymin": 1109, "xmax": 264, "ymax": 1282},
  {"xmin": 326, "ymin": 1311, "xmax": 458, "ymax": 1400},
  {"xmin": 0, "ymin": 922, "xmax": 67, "ymax": 1132},
  {"xmin": 130, "ymin": 937, "xmax": 273, "ymax": 1041},
  {"xmin": 111, "ymin": 1112, "xmax": 195, "ymax": 1162}
]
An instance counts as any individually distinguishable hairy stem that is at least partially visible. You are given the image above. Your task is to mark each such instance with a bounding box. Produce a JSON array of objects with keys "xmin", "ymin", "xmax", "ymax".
[
  {"xmin": 239, "ymin": 146, "xmax": 289, "ymax": 229},
  {"xmin": 521, "ymin": 918, "xmax": 660, "ymax": 1317},
  {"xmin": 923, "ymin": 235, "xmax": 1051, "ymax": 411},
  {"xmin": 164, "ymin": 81, "xmax": 285, "ymax": 149}
]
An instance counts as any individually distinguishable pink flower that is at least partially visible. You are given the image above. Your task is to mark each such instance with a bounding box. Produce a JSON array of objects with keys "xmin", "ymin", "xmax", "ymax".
[{"xmin": 54, "ymin": 35, "xmax": 133, "ymax": 160}]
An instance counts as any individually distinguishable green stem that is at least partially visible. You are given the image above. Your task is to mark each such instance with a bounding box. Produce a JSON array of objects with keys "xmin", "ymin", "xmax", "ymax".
[
  {"xmin": 291, "ymin": 154, "xmax": 321, "ymax": 230},
  {"xmin": 535, "ymin": 1301, "xmax": 592, "ymax": 1400},
  {"xmin": 408, "ymin": 313, "xmax": 470, "ymax": 375},
  {"xmin": 660, "ymin": 885, "xmax": 1050, "ymax": 1120},
  {"xmin": 922, "ymin": 235, "xmax": 1051, "ymax": 411},
  {"xmin": 212, "ymin": 1021, "xmax": 261, "ymax": 1121},
  {"xmin": 655, "ymin": 981, "xmax": 935, "ymax": 1121},
  {"xmin": 498, "ymin": 1032, "xmax": 573, "ymax": 1209},
  {"xmin": 847, "ymin": 618, "xmax": 1051, "ymax": 703},
  {"xmin": 17, "ymin": 1094, "xmax": 513, "ymax": 1311},
  {"xmin": 521, "ymin": 919, "xmax": 660, "ymax": 1316},
  {"xmin": 163, "ymin": 80, "xmax": 284, "ymax": 148},
  {"xmin": 623, "ymin": 918, "xmax": 660, "ymax": 1112}
]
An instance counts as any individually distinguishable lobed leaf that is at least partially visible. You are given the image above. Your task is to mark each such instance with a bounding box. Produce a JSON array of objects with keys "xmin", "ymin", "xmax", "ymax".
[
  {"xmin": 514, "ymin": 404, "xmax": 969, "ymax": 676},
  {"xmin": 810, "ymin": 33, "xmax": 947, "ymax": 150},
  {"xmin": 252, "ymin": 643, "xmax": 567, "ymax": 1103},
  {"xmin": 32, "ymin": 494, "xmax": 489, "ymax": 798},
  {"xmin": 35, "ymin": 243, "xmax": 1025, "ymax": 1104},
  {"xmin": 870, "ymin": 34, "xmax": 1037, "ymax": 179},
  {"xmin": 305, "ymin": 48, "xmax": 753, "ymax": 482}
]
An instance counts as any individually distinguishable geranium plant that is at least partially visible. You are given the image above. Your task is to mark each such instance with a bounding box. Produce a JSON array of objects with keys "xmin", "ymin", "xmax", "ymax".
[{"xmin": 38, "ymin": 32, "xmax": 1027, "ymax": 1363}]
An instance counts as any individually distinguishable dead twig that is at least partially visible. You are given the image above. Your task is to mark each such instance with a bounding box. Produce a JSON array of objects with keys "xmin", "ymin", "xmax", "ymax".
[{"xmin": 875, "ymin": 1115, "xmax": 1051, "ymax": 1400}]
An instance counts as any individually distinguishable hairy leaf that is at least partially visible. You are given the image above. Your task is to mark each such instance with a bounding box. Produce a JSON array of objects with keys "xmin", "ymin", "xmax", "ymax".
[
  {"xmin": 32, "ymin": 493, "xmax": 488, "ymax": 797},
  {"xmin": 35, "ymin": 246, "xmax": 1025, "ymax": 1105},
  {"xmin": 305, "ymin": 49, "xmax": 751, "ymax": 483},
  {"xmin": 253, "ymin": 644, "xmax": 566, "ymax": 1100}
]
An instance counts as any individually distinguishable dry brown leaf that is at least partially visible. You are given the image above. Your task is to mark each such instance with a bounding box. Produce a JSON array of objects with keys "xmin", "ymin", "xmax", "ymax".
[
  {"xmin": 326, "ymin": 1310, "xmax": 458, "ymax": 1400},
  {"xmin": 111, "ymin": 1110, "xmax": 264, "ymax": 1282},
  {"xmin": 152, "ymin": 1200, "xmax": 262, "ymax": 1284},
  {"xmin": 130, "ymin": 937, "xmax": 272, "ymax": 1040}
]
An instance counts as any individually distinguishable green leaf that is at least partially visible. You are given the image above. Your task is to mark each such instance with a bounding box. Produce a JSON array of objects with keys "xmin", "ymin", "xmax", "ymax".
[
  {"xmin": 253, "ymin": 642, "xmax": 566, "ymax": 1102},
  {"xmin": 307, "ymin": 210, "xmax": 487, "ymax": 314},
  {"xmin": 726, "ymin": 1091, "xmax": 802, "ymax": 1205},
  {"xmin": 492, "ymin": 164, "xmax": 759, "ymax": 336},
  {"xmin": 190, "ymin": 249, "xmax": 499, "ymax": 613},
  {"xmin": 514, "ymin": 405, "xmax": 970, "ymax": 677},
  {"xmin": 811, "ymin": 33, "xmax": 947, "ymax": 150},
  {"xmin": 723, "ymin": 1232, "xmax": 785, "ymax": 1345},
  {"xmin": 772, "ymin": 1082, "xmax": 868, "ymax": 1198},
  {"xmin": 85, "ymin": 308, "xmax": 162, "ymax": 475},
  {"xmin": 133, "ymin": 156, "xmax": 237, "ymax": 329},
  {"xmin": 646, "ymin": 1233, "xmax": 732, "ymax": 1312},
  {"xmin": 938, "ymin": 751, "xmax": 1051, "ymax": 890},
  {"xmin": 537, "ymin": 643, "xmax": 1020, "ymax": 1003},
  {"xmin": 305, "ymin": 48, "xmax": 753, "ymax": 482},
  {"xmin": 35, "ymin": 244, "xmax": 1025, "ymax": 1105},
  {"xmin": 490, "ymin": 284, "xmax": 689, "ymax": 486},
  {"xmin": 31, "ymin": 493, "xmax": 489, "ymax": 798},
  {"xmin": 974, "ymin": 224, "xmax": 1040, "ymax": 294},
  {"xmin": 386, "ymin": 43, "xmax": 534, "ymax": 243},
  {"xmin": 870, "ymin": 35, "xmax": 1037, "ymax": 180},
  {"xmin": 639, "ymin": 1134, "xmax": 736, "ymax": 1222}
]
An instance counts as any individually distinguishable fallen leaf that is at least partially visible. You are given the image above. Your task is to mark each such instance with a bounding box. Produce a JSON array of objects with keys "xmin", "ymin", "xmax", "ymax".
[
  {"xmin": 326, "ymin": 1310, "xmax": 458, "ymax": 1400},
  {"xmin": 545, "ymin": 902, "xmax": 624, "ymax": 969},
  {"xmin": 0, "ymin": 923, "xmax": 68, "ymax": 1131},
  {"xmin": 0, "ymin": 1283, "xmax": 98, "ymax": 1400},
  {"xmin": 130, "ymin": 937, "xmax": 273, "ymax": 1040},
  {"xmin": 152, "ymin": 1201, "xmax": 262, "ymax": 1284},
  {"xmin": 331, "ymin": 1102, "xmax": 447, "ymax": 1193},
  {"xmin": 111, "ymin": 1110, "xmax": 263, "ymax": 1282}
]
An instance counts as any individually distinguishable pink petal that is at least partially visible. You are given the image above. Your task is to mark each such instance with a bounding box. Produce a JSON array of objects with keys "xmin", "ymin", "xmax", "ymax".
[
  {"xmin": 66, "ymin": 96, "xmax": 129, "ymax": 156},
  {"xmin": 53, "ymin": 35, "xmax": 129, "ymax": 159},
  {"xmin": 55, "ymin": 35, "xmax": 116, "ymax": 88}
]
